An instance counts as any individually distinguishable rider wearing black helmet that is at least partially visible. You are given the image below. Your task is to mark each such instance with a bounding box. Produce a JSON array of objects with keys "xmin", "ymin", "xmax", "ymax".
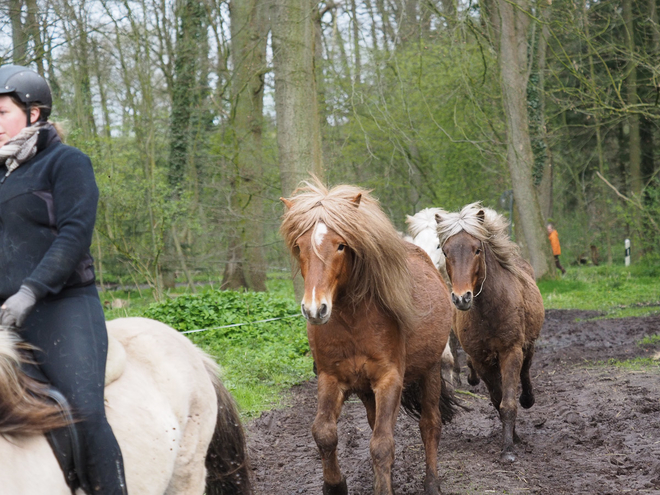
[{"xmin": 0, "ymin": 65, "xmax": 128, "ymax": 494}]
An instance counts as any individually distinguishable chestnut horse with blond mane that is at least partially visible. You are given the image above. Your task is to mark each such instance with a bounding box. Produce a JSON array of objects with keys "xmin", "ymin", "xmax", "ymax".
[
  {"xmin": 435, "ymin": 203, "xmax": 544, "ymax": 463},
  {"xmin": 281, "ymin": 181, "xmax": 457, "ymax": 495},
  {"xmin": 0, "ymin": 317, "xmax": 251, "ymax": 495}
]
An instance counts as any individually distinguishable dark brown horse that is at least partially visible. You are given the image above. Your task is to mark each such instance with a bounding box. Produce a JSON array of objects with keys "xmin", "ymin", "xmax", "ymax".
[
  {"xmin": 280, "ymin": 181, "xmax": 456, "ymax": 495},
  {"xmin": 435, "ymin": 203, "xmax": 544, "ymax": 463}
]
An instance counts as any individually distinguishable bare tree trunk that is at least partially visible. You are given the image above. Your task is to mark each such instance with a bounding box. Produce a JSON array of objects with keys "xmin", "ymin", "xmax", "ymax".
[
  {"xmin": 9, "ymin": 0, "xmax": 28, "ymax": 65},
  {"xmin": 25, "ymin": 0, "xmax": 44, "ymax": 72},
  {"xmin": 223, "ymin": 0, "xmax": 268, "ymax": 292},
  {"xmin": 584, "ymin": 0, "xmax": 612, "ymax": 264},
  {"xmin": 271, "ymin": 0, "xmax": 324, "ymax": 197},
  {"xmin": 496, "ymin": 0, "xmax": 552, "ymax": 278},
  {"xmin": 624, "ymin": 0, "xmax": 641, "ymax": 196},
  {"xmin": 649, "ymin": 0, "xmax": 659, "ymax": 178},
  {"xmin": 534, "ymin": 0, "xmax": 553, "ymax": 220},
  {"xmin": 349, "ymin": 0, "xmax": 361, "ymax": 83}
]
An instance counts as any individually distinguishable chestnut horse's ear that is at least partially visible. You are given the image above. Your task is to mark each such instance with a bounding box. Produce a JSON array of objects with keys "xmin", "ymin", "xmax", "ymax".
[
  {"xmin": 280, "ymin": 197, "xmax": 294, "ymax": 210},
  {"xmin": 351, "ymin": 193, "xmax": 362, "ymax": 207},
  {"xmin": 434, "ymin": 212, "xmax": 442, "ymax": 224},
  {"xmin": 476, "ymin": 209, "xmax": 485, "ymax": 223}
]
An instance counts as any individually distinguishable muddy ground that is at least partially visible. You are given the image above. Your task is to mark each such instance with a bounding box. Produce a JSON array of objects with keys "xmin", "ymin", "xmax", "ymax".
[{"xmin": 246, "ymin": 310, "xmax": 660, "ymax": 494}]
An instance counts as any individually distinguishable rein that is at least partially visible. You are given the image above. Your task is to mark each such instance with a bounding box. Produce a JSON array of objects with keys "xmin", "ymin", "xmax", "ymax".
[{"xmin": 474, "ymin": 241, "xmax": 487, "ymax": 298}]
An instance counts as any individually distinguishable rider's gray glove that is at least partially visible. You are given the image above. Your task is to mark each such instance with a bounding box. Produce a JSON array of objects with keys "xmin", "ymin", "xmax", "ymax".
[{"xmin": 0, "ymin": 285, "xmax": 37, "ymax": 328}]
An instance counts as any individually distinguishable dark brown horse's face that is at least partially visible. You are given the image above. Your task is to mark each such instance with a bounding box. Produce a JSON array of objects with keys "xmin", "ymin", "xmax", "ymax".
[
  {"xmin": 442, "ymin": 231, "xmax": 485, "ymax": 311},
  {"xmin": 295, "ymin": 222, "xmax": 353, "ymax": 325}
]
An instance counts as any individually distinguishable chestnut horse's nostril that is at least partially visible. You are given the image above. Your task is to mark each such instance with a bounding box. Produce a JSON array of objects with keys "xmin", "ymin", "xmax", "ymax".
[
  {"xmin": 464, "ymin": 291, "xmax": 472, "ymax": 303},
  {"xmin": 451, "ymin": 293, "xmax": 459, "ymax": 305},
  {"xmin": 319, "ymin": 303, "xmax": 328, "ymax": 318},
  {"xmin": 301, "ymin": 303, "xmax": 309, "ymax": 319}
]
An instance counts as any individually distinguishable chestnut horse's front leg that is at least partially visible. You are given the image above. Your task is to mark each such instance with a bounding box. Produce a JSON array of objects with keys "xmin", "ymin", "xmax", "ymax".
[
  {"xmin": 498, "ymin": 347, "xmax": 524, "ymax": 463},
  {"xmin": 419, "ymin": 363, "xmax": 443, "ymax": 495},
  {"xmin": 312, "ymin": 373, "xmax": 347, "ymax": 495},
  {"xmin": 371, "ymin": 370, "xmax": 403, "ymax": 495}
]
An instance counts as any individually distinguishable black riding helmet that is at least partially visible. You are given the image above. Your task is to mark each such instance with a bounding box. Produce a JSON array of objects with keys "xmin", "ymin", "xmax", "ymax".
[{"xmin": 0, "ymin": 65, "xmax": 52, "ymax": 124}]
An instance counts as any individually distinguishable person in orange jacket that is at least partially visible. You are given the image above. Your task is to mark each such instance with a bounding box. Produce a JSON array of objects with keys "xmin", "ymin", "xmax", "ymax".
[{"xmin": 547, "ymin": 223, "xmax": 566, "ymax": 275}]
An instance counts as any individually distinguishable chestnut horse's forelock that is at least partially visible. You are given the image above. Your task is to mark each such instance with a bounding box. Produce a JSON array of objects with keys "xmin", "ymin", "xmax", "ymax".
[
  {"xmin": 436, "ymin": 202, "xmax": 530, "ymax": 282},
  {"xmin": 280, "ymin": 180, "xmax": 416, "ymax": 332}
]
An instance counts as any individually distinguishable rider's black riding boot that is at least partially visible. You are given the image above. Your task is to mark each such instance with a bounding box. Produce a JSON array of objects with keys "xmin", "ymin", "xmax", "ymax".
[{"xmin": 83, "ymin": 416, "xmax": 128, "ymax": 495}]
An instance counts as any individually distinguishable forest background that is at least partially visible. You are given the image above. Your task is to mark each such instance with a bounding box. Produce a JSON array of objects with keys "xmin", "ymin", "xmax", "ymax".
[{"xmin": 2, "ymin": 0, "xmax": 659, "ymax": 297}]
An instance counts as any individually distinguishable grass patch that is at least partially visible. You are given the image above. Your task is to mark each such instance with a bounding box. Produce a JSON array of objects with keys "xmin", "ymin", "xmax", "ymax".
[
  {"xmin": 602, "ymin": 357, "xmax": 660, "ymax": 371},
  {"xmin": 100, "ymin": 273, "xmax": 310, "ymax": 419},
  {"xmin": 538, "ymin": 259, "xmax": 660, "ymax": 318},
  {"xmin": 639, "ymin": 334, "xmax": 660, "ymax": 346},
  {"xmin": 140, "ymin": 285, "xmax": 313, "ymax": 418}
]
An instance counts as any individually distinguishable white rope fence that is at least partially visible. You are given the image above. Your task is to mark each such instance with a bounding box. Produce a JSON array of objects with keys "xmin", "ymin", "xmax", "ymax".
[{"xmin": 181, "ymin": 314, "xmax": 303, "ymax": 334}]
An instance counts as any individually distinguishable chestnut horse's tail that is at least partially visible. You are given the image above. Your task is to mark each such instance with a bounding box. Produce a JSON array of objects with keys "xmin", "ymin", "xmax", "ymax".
[
  {"xmin": 202, "ymin": 355, "xmax": 253, "ymax": 495},
  {"xmin": 400, "ymin": 377, "xmax": 464, "ymax": 424}
]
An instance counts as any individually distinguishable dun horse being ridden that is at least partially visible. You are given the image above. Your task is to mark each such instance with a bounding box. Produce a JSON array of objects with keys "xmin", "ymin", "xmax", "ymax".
[
  {"xmin": 280, "ymin": 181, "xmax": 457, "ymax": 495},
  {"xmin": 0, "ymin": 318, "xmax": 252, "ymax": 495},
  {"xmin": 435, "ymin": 203, "xmax": 544, "ymax": 462}
]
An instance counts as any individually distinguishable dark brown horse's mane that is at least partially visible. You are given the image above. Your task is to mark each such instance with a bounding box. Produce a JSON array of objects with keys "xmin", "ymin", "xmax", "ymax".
[
  {"xmin": 435, "ymin": 202, "xmax": 531, "ymax": 281},
  {"xmin": 280, "ymin": 179, "xmax": 416, "ymax": 332},
  {"xmin": 0, "ymin": 329, "xmax": 70, "ymax": 435}
]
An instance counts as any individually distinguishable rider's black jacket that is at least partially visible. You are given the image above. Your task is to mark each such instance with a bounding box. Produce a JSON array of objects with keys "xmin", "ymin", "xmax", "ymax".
[{"xmin": 0, "ymin": 126, "xmax": 97, "ymax": 300}]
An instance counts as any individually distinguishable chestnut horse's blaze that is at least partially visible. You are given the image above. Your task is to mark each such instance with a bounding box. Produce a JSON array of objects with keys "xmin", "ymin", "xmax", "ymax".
[
  {"xmin": 297, "ymin": 221, "xmax": 351, "ymax": 325},
  {"xmin": 281, "ymin": 181, "xmax": 457, "ymax": 495},
  {"xmin": 436, "ymin": 203, "xmax": 545, "ymax": 463}
]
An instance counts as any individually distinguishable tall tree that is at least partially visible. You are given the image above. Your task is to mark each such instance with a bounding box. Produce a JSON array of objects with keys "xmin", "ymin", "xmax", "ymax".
[
  {"xmin": 623, "ymin": 0, "xmax": 641, "ymax": 196},
  {"xmin": 492, "ymin": 0, "xmax": 553, "ymax": 278},
  {"xmin": 271, "ymin": 0, "xmax": 325, "ymax": 199},
  {"xmin": 222, "ymin": 0, "xmax": 268, "ymax": 291},
  {"xmin": 166, "ymin": 0, "xmax": 207, "ymax": 289},
  {"xmin": 8, "ymin": 0, "xmax": 28, "ymax": 64}
]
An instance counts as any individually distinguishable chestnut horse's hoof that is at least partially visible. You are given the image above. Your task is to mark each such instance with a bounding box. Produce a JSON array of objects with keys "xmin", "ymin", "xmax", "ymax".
[
  {"xmin": 519, "ymin": 392, "xmax": 535, "ymax": 409},
  {"xmin": 500, "ymin": 450, "xmax": 516, "ymax": 463},
  {"xmin": 323, "ymin": 478, "xmax": 348, "ymax": 495},
  {"xmin": 423, "ymin": 476, "xmax": 441, "ymax": 495}
]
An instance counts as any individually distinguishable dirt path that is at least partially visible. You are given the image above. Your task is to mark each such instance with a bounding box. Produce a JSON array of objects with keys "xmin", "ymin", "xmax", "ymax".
[{"xmin": 246, "ymin": 310, "xmax": 660, "ymax": 494}]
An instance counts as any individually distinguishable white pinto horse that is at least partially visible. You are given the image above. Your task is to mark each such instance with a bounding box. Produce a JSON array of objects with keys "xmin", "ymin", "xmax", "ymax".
[
  {"xmin": 0, "ymin": 317, "xmax": 252, "ymax": 495},
  {"xmin": 406, "ymin": 208, "xmax": 460, "ymax": 386}
]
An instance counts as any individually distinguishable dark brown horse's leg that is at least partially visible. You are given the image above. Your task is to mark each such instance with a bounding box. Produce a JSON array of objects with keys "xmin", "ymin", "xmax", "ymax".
[
  {"xmin": 498, "ymin": 348, "xmax": 524, "ymax": 463},
  {"xmin": 312, "ymin": 374, "xmax": 348, "ymax": 495},
  {"xmin": 466, "ymin": 355, "xmax": 480, "ymax": 386},
  {"xmin": 419, "ymin": 365, "xmax": 443, "ymax": 495},
  {"xmin": 357, "ymin": 392, "xmax": 376, "ymax": 430},
  {"xmin": 371, "ymin": 372, "xmax": 403, "ymax": 495},
  {"xmin": 519, "ymin": 343, "xmax": 536, "ymax": 409}
]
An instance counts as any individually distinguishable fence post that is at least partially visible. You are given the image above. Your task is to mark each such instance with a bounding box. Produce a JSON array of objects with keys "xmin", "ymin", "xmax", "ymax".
[{"xmin": 625, "ymin": 239, "xmax": 631, "ymax": 266}]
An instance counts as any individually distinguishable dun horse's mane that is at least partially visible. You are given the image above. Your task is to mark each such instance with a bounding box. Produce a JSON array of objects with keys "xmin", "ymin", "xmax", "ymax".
[
  {"xmin": 280, "ymin": 180, "xmax": 416, "ymax": 332},
  {"xmin": 0, "ymin": 330, "xmax": 69, "ymax": 434},
  {"xmin": 435, "ymin": 202, "xmax": 529, "ymax": 281},
  {"xmin": 406, "ymin": 207, "xmax": 443, "ymax": 239}
]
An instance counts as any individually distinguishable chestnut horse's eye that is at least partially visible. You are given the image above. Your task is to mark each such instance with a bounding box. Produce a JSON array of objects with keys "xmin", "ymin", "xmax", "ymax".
[
  {"xmin": 338, "ymin": 244, "xmax": 346, "ymax": 252},
  {"xmin": 475, "ymin": 248, "xmax": 481, "ymax": 255}
]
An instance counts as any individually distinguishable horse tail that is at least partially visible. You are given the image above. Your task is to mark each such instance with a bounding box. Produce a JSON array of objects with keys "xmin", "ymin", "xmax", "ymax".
[
  {"xmin": 202, "ymin": 355, "xmax": 253, "ymax": 495},
  {"xmin": 0, "ymin": 330, "xmax": 70, "ymax": 434},
  {"xmin": 400, "ymin": 377, "xmax": 465, "ymax": 424}
]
